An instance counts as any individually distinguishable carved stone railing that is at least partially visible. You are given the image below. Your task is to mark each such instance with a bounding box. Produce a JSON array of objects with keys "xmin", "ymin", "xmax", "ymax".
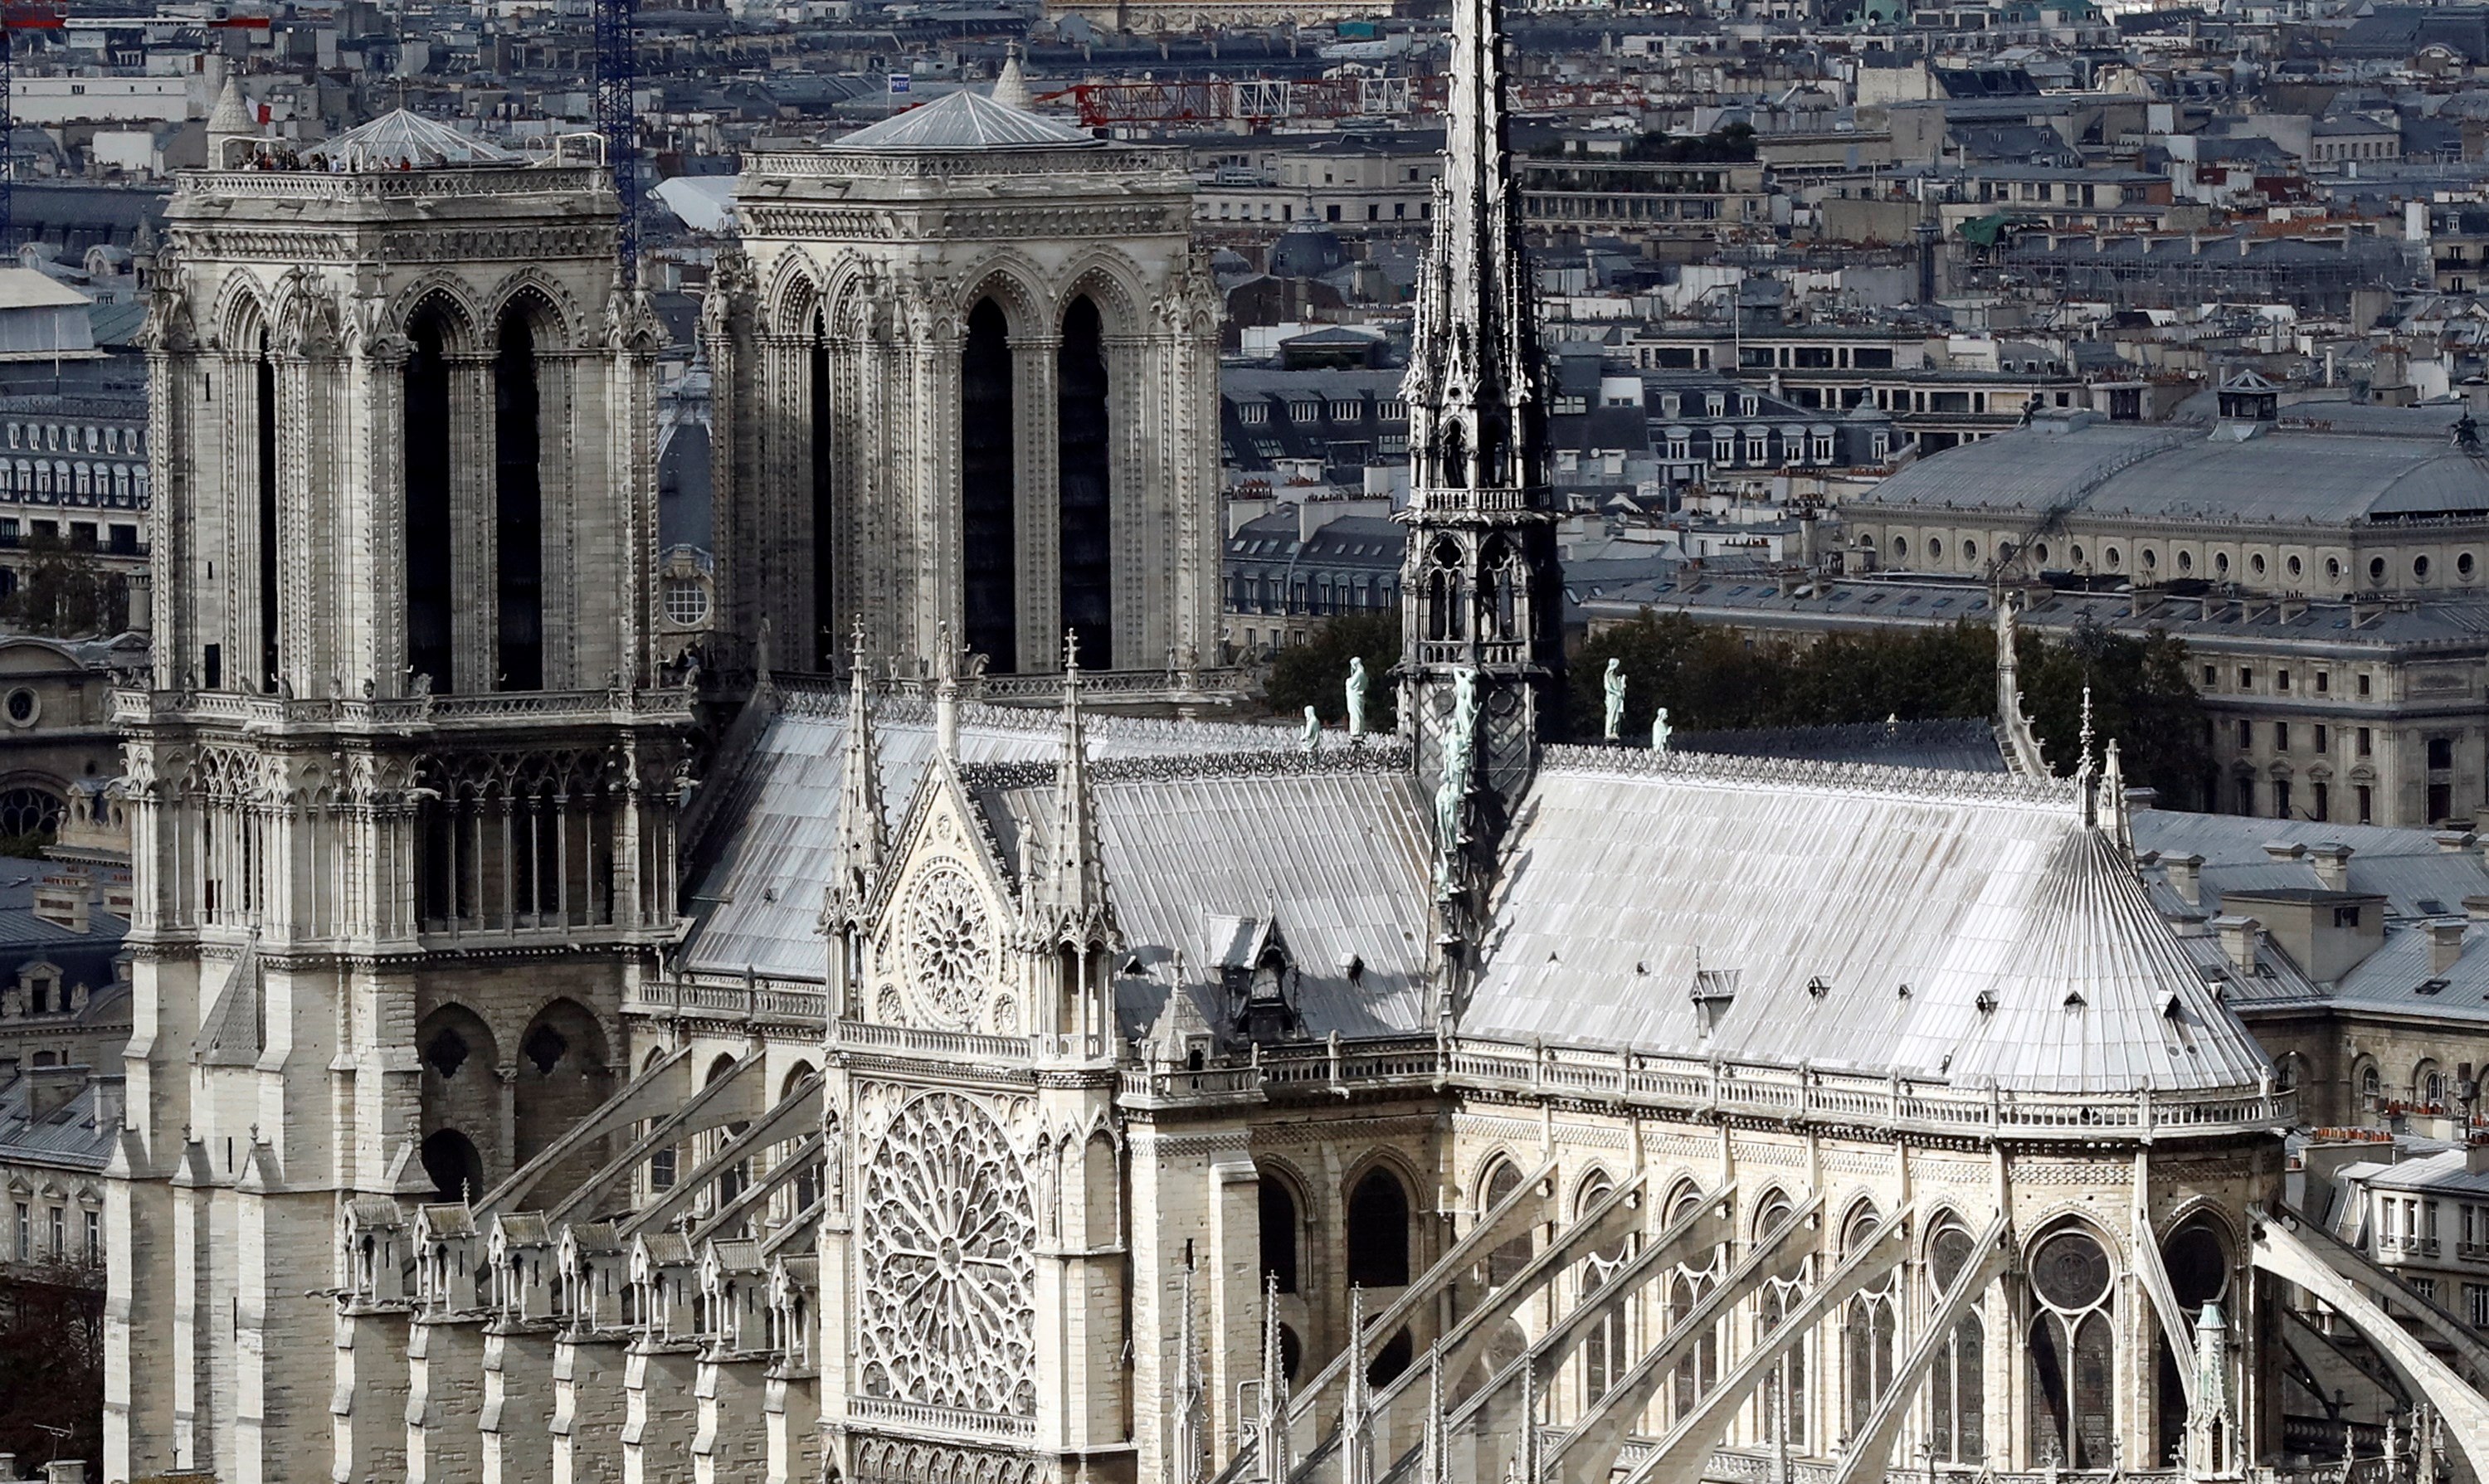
[
  {"xmin": 626, "ymin": 978, "xmax": 829, "ymax": 1025},
  {"xmin": 622, "ymin": 983, "xmax": 2292, "ymax": 1141},
  {"xmin": 746, "ymin": 148, "xmax": 1182, "ymax": 182},
  {"xmin": 174, "ymin": 164, "xmax": 607, "ymax": 202},
  {"xmin": 845, "ymin": 1394, "xmax": 1037, "ymax": 1440},
  {"xmin": 112, "ymin": 685, "xmax": 695, "ymax": 732}
]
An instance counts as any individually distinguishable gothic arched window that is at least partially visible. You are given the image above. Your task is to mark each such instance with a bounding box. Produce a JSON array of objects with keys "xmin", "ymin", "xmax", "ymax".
[
  {"xmin": 494, "ymin": 305, "xmax": 545, "ymax": 691},
  {"xmin": 404, "ymin": 304, "xmax": 458, "ymax": 692},
  {"xmin": 2027, "ymin": 1224, "xmax": 2116, "ymax": 1467},
  {"xmin": 961, "ymin": 297, "xmax": 1017, "ymax": 672},
  {"xmin": 1058, "ymin": 294, "xmax": 1113, "ymax": 669}
]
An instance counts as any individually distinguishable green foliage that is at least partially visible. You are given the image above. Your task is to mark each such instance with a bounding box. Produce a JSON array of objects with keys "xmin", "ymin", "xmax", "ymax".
[
  {"xmin": 1624, "ymin": 122, "xmax": 1758, "ymax": 162},
  {"xmin": 1261, "ymin": 613, "xmax": 1400, "ymax": 731},
  {"xmin": 2, "ymin": 529, "xmax": 113, "ymax": 640},
  {"xmin": 0, "ymin": 1272, "xmax": 104, "ymax": 1473},
  {"xmin": 1571, "ymin": 611, "xmax": 2211, "ymax": 806}
]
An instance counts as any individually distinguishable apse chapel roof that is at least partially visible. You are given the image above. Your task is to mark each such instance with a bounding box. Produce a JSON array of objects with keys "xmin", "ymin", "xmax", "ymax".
[{"xmin": 1463, "ymin": 748, "xmax": 2272, "ymax": 1096}]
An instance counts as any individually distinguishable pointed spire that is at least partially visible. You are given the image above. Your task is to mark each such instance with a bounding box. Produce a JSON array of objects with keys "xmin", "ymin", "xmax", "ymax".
[
  {"xmin": 834, "ymin": 619, "xmax": 884, "ymax": 913},
  {"xmin": 1342, "ymin": 1285, "xmax": 1372, "ymax": 1484},
  {"xmin": 1405, "ymin": 0, "xmax": 1539, "ymax": 500},
  {"xmin": 1173, "ymin": 1265, "xmax": 1205, "ymax": 1484},
  {"xmin": 991, "ymin": 41, "xmax": 1035, "ymax": 112},
  {"xmin": 1256, "ymin": 1274, "xmax": 1292, "ymax": 1484},
  {"xmin": 1032, "ymin": 630, "xmax": 1111, "ymax": 934},
  {"xmin": 1421, "ymin": 1350, "xmax": 1449, "ymax": 1484},
  {"xmin": 2075, "ymin": 683, "xmax": 2100, "ymax": 826},
  {"xmin": 1993, "ymin": 591, "xmax": 2049, "ymax": 780},
  {"xmin": 1510, "ymin": 1348, "xmax": 1539, "ymax": 1484}
]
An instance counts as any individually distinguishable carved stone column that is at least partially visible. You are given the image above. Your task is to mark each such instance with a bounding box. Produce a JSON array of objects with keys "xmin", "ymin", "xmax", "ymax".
[
  {"xmin": 450, "ymin": 352, "xmax": 497, "ymax": 693},
  {"xmin": 1015, "ymin": 330, "xmax": 1061, "ymax": 674}
]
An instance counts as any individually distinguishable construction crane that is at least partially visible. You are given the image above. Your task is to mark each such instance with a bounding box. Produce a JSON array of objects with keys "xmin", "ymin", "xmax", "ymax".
[
  {"xmin": 594, "ymin": 0, "xmax": 638, "ymax": 285},
  {"xmin": 0, "ymin": 1, "xmax": 66, "ymax": 252}
]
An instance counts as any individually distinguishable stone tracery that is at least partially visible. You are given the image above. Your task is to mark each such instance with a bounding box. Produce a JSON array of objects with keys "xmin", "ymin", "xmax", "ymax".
[{"xmin": 858, "ymin": 1090, "xmax": 1039, "ymax": 1418}]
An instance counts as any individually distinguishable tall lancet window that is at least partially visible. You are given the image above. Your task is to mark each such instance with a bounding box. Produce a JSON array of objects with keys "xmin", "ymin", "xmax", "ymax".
[
  {"xmin": 494, "ymin": 308, "xmax": 544, "ymax": 691},
  {"xmin": 255, "ymin": 335, "xmax": 278, "ymax": 693},
  {"xmin": 1057, "ymin": 295, "xmax": 1113, "ymax": 669},
  {"xmin": 961, "ymin": 297, "xmax": 1017, "ymax": 672},
  {"xmin": 811, "ymin": 307, "xmax": 835, "ymax": 669},
  {"xmin": 405, "ymin": 306, "xmax": 456, "ymax": 693}
]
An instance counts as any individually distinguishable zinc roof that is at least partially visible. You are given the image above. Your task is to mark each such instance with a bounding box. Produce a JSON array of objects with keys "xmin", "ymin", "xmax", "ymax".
[
  {"xmin": 971, "ymin": 752, "xmax": 1437, "ymax": 1040},
  {"xmin": 322, "ymin": 109, "xmax": 517, "ymax": 168},
  {"xmin": 1855, "ymin": 416, "xmax": 2489, "ymax": 527},
  {"xmin": 1466, "ymin": 748, "xmax": 2273, "ymax": 1094},
  {"xmin": 681, "ymin": 689, "xmax": 1295, "ymax": 978},
  {"xmin": 831, "ymin": 90, "xmax": 1097, "ymax": 153}
]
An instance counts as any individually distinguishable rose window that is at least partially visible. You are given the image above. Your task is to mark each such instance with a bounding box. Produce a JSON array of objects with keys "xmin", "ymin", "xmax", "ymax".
[
  {"xmin": 904, "ymin": 864, "xmax": 993, "ymax": 1031},
  {"xmin": 858, "ymin": 1091, "xmax": 1038, "ymax": 1417}
]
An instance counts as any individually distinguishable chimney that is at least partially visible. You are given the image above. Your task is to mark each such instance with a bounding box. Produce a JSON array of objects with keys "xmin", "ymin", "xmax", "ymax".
[
  {"xmin": 2213, "ymin": 913, "xmax": 2261, "ymax": 975},
  {"xmin": 2470, "ymin": 1137, "xmax": 2489, "ymax": 1177},
  {"xmin": 44, "ymin": 1462, "xmax": 83, "ymax": 1484},
  {"xmin": 0, "ymin": 1454, "xmax": 17, "ymax": 1482},
  {"xmin": 2429, "ymin": 917, "xmax": 2467, "ymax": 976},
  {"xmin": 2166, "ymin": 853, "xmax": 2205, "ymax": 907},
  {"xmin": 2437, "ymin": 829, "xmax": 2479, "ymax": 854},
  {"xmin": 2308, "ymin": 843, "xmax": 2352, "ymax": 892},
  {"xmin": 32, "ymin": 872, "xmax": 89, "ymax": 933},
  {"xmin": 2263, "ymin": 839, "xmax": 2307, "ymax": 865},
  {"xmin": 25, "ymin": 1065, "xmax": 84, "ymax": 1122}
]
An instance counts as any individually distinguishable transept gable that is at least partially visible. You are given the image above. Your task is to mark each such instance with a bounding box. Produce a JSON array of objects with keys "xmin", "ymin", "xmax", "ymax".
[{"xmin": 859, "ymin": 755, "xmax": 1023, "ymax": 1036}]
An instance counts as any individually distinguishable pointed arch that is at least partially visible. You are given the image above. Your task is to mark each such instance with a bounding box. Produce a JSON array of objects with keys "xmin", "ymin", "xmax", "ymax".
[
  {"xmin": 953, "ymin": 258, "xmax": 1050, "ymax": 339},
  {"xmin": 483, "ymin": 269, "xmax": 583, "ymax": 352},
  {"xmin": 1056, "ymin": 251, "xmax": 1150, "ymax": 338}
]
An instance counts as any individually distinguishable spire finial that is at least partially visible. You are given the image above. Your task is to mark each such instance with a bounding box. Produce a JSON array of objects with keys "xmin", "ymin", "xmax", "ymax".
[
  {"xmin": 1342, "ymin": 1284, "xmax": 1371, "ymax": 1484},
  {"xmin": 830, "ymin": 616, "xmax": 886, "ymax": 922},
  {"xmin": 1256, "ymin": 1274, "xmax": 1291, "ymax": 1484}
]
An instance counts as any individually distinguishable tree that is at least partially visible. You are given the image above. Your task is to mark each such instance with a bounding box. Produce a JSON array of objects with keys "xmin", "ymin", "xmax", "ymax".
[
  {"xmin": 3, "ymin": 529, "xmax": 112, "ymax": 639},
  {"xmin": 0, "ymin": 1271, "xmax": 104, "ymax": 1473},
  {"xmin": 1570, "ymin": 611, "xmax": 2212, "ymax": 805},
  {"xmin": 1262, "ymin": 613, "xmax": 1400, "ymax": 731}
]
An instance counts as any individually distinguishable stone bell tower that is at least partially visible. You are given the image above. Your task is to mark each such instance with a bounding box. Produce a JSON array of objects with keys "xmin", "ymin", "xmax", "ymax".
[{"xmin": 105, "ymin": 112, "xmax": 689, "ymax": 1484}]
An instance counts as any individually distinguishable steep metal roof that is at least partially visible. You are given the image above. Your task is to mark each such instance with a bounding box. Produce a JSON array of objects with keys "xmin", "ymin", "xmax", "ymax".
[
  {"xmin": 831, "ymin": 90, "xmax": 1096, "ymax": 153},
  {"xmin": 681, "ymin": 692, "xmax": 1295, "ymax": 978},
  {"xmin": 972, "ymin": 751, "xmax": 1437, "ymax": 1040},
  {"xmin": 1466, "ymin": 747, "xmax": 2273, "ymax": 1094}
]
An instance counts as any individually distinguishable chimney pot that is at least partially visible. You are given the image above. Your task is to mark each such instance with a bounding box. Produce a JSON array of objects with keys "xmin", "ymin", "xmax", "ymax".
[
  {"xmin": 2213, "ymin": 913, "xmax": 2261, "ymax": 975},
  {"xmin": 2166, "ymin": 853, "xmax": 2206, "ymax": 907},
  {"xmin": 2309, "ymin": 842, "xmax": 2353, "ymax": 891},
  {"xmin": 2430, "ymin": 917, "xmax": 2468, "ymax": 976}
]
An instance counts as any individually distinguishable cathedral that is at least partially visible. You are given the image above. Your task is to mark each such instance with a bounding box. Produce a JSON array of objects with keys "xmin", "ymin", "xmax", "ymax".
[{"xmin": 99, "ymin": 3, "xmax": 2489, "ymax": 1484}]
